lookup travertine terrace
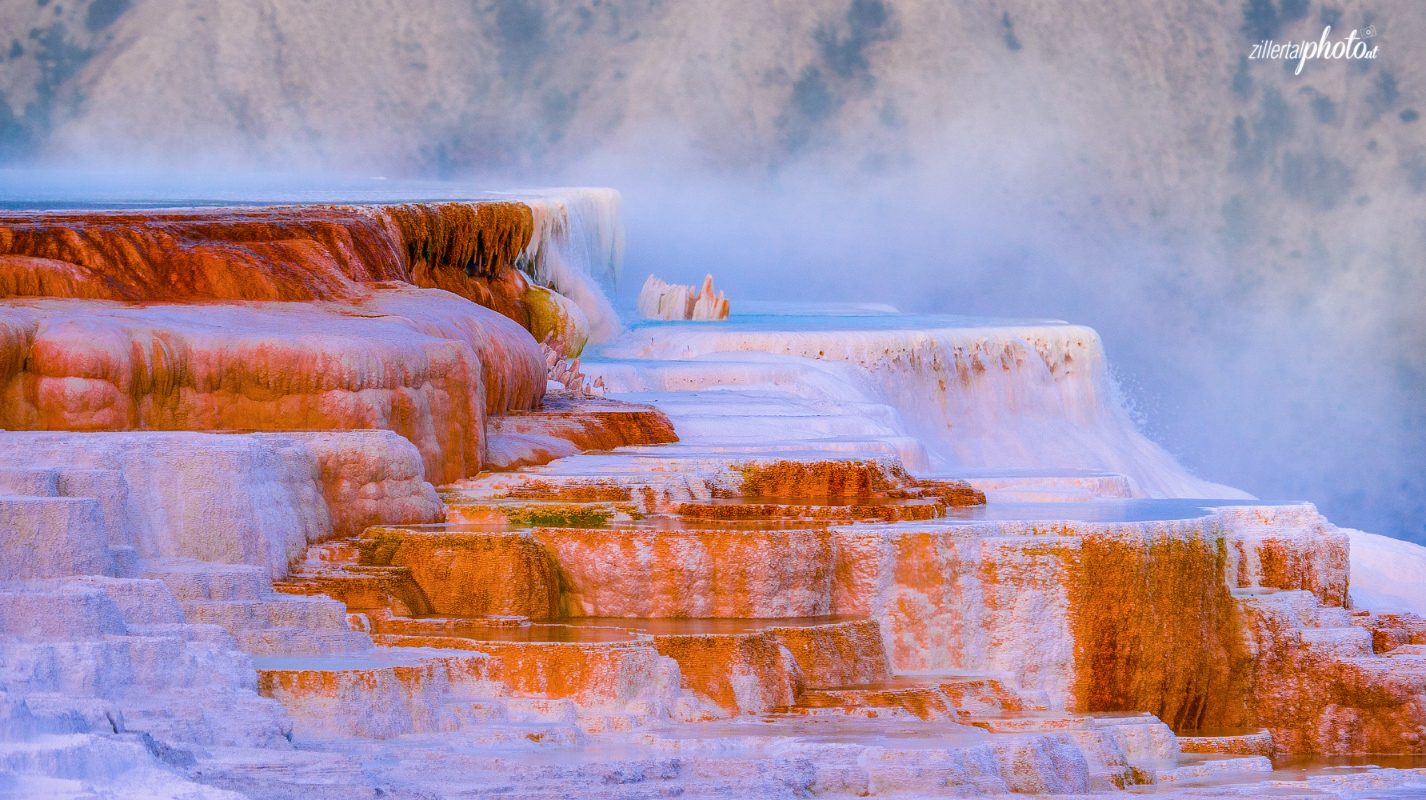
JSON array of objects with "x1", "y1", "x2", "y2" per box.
[{"x1": 1, "y1": 193, "x2": 1423, "y2": 799}]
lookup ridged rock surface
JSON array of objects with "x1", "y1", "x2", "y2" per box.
[
  {"x1": 483, "y1": 395, "x2": 679, "y2": 471},
  {"x1": 0, "y1": 429, "x2": 442, "y2": 577},
  {"x1": 0, "y1": 285, "x2": 544, "y2": 482}
]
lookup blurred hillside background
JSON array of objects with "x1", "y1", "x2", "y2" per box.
[{"x1": 1, "y1": 0, "x2": 1422, "y2": 542}]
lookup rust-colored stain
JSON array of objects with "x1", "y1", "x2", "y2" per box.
[
  {"x1": 0, "y1": 203, "x2": 564, "y2": 482},
  {"x1": 1066, "y1": 533, "x2": 1246, "y2": 732},
  {"x1": 734, "y1": 460, "x2": 983, "y2": 506},
  {"x1": 0, "y1": 203, "x2": 534, "y2": 312},
  {"x1": 359, "y1": 527, "x2": 562, "y2": 619},
  {"x1": 0, "y1": 206, "x2": 405, "y2": 302},
  {"x1": 385, "y1": 202, "x2": 533, "y2": 280}
]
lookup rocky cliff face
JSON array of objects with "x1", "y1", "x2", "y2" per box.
[{"x1": 0, "y1": 0, "x2": 1416, "y2": 190}]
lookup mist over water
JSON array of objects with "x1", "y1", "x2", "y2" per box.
[
  {"x1": 0, "y1": 0, "x2": 1421, "y2": 543},
  {"x1": 594, "y1": 153, "x2": 1424, "y2": 545}
]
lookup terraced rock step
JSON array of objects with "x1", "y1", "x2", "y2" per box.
[
  {"x1": 271, "y1": 501, "x2": 1426, "y2": 759},
  {"x1": 281, "y1": 522, "x2": 848, "y2": 619},
  {"x1": 933, "y1": 468, "x2": 1137, "y2": 503},
  {"x1": 271, "y1": 521, "x2": 913, "y2": 722},
  {"x1": 789, "y1": 683, "x2": 958, "y2": 721},
  {"x1": 144, "y1": 558, "x2": 372, "y2": 656},
  {"x1": 0, "y1": 577, "x2": 296, "y2": 752},
  {"x1": 1232, "y1": 590, "x2": 1426, "y2": 754},
  {"x1": 1153, "y1": 754, "x2": 1275, "y2": 783},
  {"x1": 275, "y1": 563, "x2": 435, "y2": 618},
  {"x1": 449, "y1": 453, "x2": 984, "y2": 513},
  {"x1": 1354, "y1": 609, "x2": 1426, "y2": 654},
  {"x1": 1220, "y1": 505, "x2": 1351, "y2": 605},
  {"x1": 230, "y1": 712, "x2": 1170, "y2": 798},
  {"x1": 622, "y1": 714, "x2": 1163, "y2": 794},
  {"x1": 254, "y1": 648, "x2": 502, "y2": 738},
  {"x1": 360, "y1": 613, "x2": 894, "y2": 717},
  {"x1": 629, "y1": 617, "x2": 890, "y2": 714},
  {"x1": 255, "y1": 632, "x2": 718, "y2": 737},
  {"x1": 276, "y1": 516, "x2": 908, "y2": 720},
  {"x1": 676, "y1": 496, "x2": 946, "y2": 522},
  {"x1": 485, "y1": 395, "x2": 680, "y2": 471},
  {"x1": 254, "y1": 430, "x2": 1426, "y2": 787},
  {"x1": 445, "y1": 498, "x2": 642, "y2": 526},
  {"x1": 367, "y1": 636, "x2": 695, "y2": 729},
  {"x1": 784, "y1": 673, "x2": 1050, "y2": 721},
  {"x1": 1176, "y1": 728, "x2": 1276, "y2": 756}
]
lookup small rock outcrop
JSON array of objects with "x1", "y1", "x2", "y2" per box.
[{"x1": 636, "y1": 274, "x2": 730, "y2": 320}]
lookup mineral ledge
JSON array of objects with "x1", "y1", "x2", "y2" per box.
[{"x1": 0, "y1": 193, "x2": 1423, "y2": 799}]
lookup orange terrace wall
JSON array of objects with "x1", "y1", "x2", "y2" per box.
[{"x1": 0, "y1": 203, "x2": 557, "y2": 480}]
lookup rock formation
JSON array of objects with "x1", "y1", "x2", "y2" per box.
[
  {"x1": 0, "y1": 195, "x2": 626, "y2": 480},
  {"x1": 1, "y1": 195, "x2": 1424, "y2": 798},
  {"x1": 524, "y1": 284, "x2": 591, "y2": 358},
  {"x1": 637, "y1": 274, "x2": 731, "y2": 321}
]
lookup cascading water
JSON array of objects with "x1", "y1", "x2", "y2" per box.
[{"x1": 517, "y1": 188, "x2": 625, "y2": 343}]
